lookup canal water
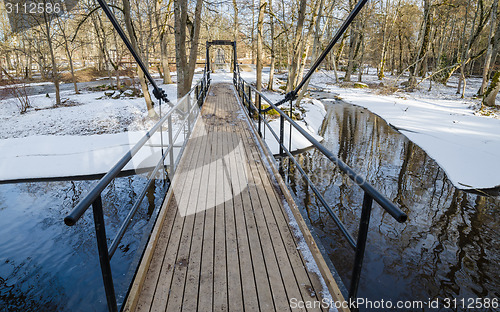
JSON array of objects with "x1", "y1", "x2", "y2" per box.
[
  {"x1": 282, "y1": 101, "x2": 499, "y2": 311},
  {"x1": 0, "y1": 175, "x2": 167, "y2": 311}
]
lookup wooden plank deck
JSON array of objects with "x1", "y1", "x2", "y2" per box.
[{"x1": 124, "y1": 83, "x2": 347, "y2": 312}]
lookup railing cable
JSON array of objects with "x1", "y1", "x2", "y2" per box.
[
  {"x1": 262, "y1": 0, "x2": 368, "y2": 112},
  {"x1": 95, "y1": 0, "x2": 169, "y2": 103}
]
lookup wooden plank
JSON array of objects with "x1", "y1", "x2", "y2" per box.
[
  {"x1": 221, "y1": 121, "x2": 244, "y2": 312},
  {"x1": 234, "y1": 123, "x2": 312, "y2": 312},
  {"x1": 213, "y1": 95, "x2": 228, "y2": 312},
  {"x1": 197, "y1": 98, "x2": 217, "y2": 312},
  {"x1": 224, "y1": 115, "x2": 260, "y2": 311},
  {"x1": 180, "y1": 99, "x2": 216, "y2": 312},
  {"x1": 233, "y1": 129, "x2": 275, "y2": 311},
  {"x1": 236, "y1": 131, "x2": 293, "y2": 311}
]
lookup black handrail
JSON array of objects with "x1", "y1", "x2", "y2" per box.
[
  {"x1": 64, "y1": 73, "x2": 210, "y2": 312},
  {"x1": 234, "y1": 72, "x2": 407, "y2": 307}
]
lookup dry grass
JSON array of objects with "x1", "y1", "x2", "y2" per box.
[{"x1": 375, "y1": 85, "x2": 401, "y2": 95}]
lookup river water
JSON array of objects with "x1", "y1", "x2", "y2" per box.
[
  {"x1": 0, "y1": 175, "x2": 167, "y2": 311},
  {"x1": 282, "y1": 101, "x2": 499, "y2": 311}
]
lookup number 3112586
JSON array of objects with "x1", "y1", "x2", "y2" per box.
[{"x1": 5, "y1": 2, "x2": 61, "y2": 14}]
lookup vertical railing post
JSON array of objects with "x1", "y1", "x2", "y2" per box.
[
  {"x1": 258, "y1": 93, "x2": 262, "y2": 137},
  {"x1": 92, "y1": 195, "x2": 118, "y2": 312},
  {"x1": 187, "y1": 91, "x2": 192, "y2": 136},
  {"x1": 248, "y1": 87, "x2": 252, "y2": 111},
  {"x1": 263, "y1": 109, "x2": 266, "y2": 139},
  {"x1": 349, "y1": 192, "x2": 373, "y2": 310},
  {"x1": 288, "y1": 98, "x2": 293, "y2": 175},
  {"x1": 168, "y1": 114, "x2": 175, "y2": 174},
  {"x1": 279, "y1": 114, "x2": 284, "y2": 156}
]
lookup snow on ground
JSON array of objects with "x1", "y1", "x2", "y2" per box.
[
  {"x1": 307, "y1": 70, "x2": 500, "y2": 191},
  {"x1": 0, "y1": 74, "x2": 204, "y2": 181},
  {"x1": 0, "y1": 69, "x2": 324, "y2": 181},
  {"x1": 0, "y1": 130, "x2": 185, "y2": 181}
]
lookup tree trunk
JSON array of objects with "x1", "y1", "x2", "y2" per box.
[
  {"x1": 155, "y1": 0, "x2": 173, "y2": 85},
  {"x1": 483, "y1": 71, "x2": 500, "y2": 107},
  {"x1": 174, "y1": 0, "x2": 203, "y2": 99},
  {"x1": 267, "y1": 0, "x2": 275, "y2": 91},
  {"x1": 123, "y1": 0, "x2": 155, "y2": 117},
  {"x1": 256, "y1": 0, "x2": 266, "y2": 91},
  {"x1": 161, "y1": 37, "x2": 173, "y2": 84},
  {"x1": 296, "y1": 0, "x2": 325, "y2": 105},
  {"x1": 378, "y1": 1, "x2": 390, "y2": 80},
  {"x1": 251, "y1": 0, "x2": 256, "y2": 64},
  {"x1": 344, "y1": 25, "x2": 359, "y2": 82},
  {"x1": 68, "y1": 51, "x2": 79, "y2": 94},
  {"x1": 409, "y1": 0, "x2": 432, "y2": 88},
  {"x1": 186, "y1": 0, "x2": 203, "y2": 89},
  {"x1": 286, "y1": 0, "x2": 307, "y2": 92},
  {"x1": 233, "y1": 0, "x2": 239, "y2": 42},
  {"x1": 479, "y1": 0, "x2": 499, "y2": 95},
  {"x1": 174, "y1": 0, "x2": 188, "y2": 99},
  {"x1": 345, "y1": 0, "x2": 361, "y2": 83},
  {"x1": 43, "y1": 12, "x2": 61, "y2": 106},
  {"x1": 358, "y1": 37, "x2": 366, "y2": 82}
]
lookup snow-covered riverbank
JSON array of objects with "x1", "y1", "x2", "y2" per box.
[{"x1": 0, "y1": 72, "x2": 326, "y2": 181}]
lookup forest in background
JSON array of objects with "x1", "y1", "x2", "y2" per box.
[{"x1": 1, "y1": 0, "x2": 500, "y2": 110}]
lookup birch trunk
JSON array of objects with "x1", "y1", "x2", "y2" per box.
[
  {"x1": 256, "y1": 0, "x2": 266, "y2": 91},
  {"x1": 286, "y1": 0, "x2": 307, "y2": 92},
  {"x1": 43, "y1": 12, "x2": 61, "y2": 106},
  {"x1": 479, "y1": 0, "x2": 499, "y2": 95},
  {"x1": 267, "y1": 0, "x2": 275, "y2": 90}
]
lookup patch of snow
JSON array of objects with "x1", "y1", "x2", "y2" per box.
[{"x1": 0, "y1": 130, "x2": 183, "y2": 181}]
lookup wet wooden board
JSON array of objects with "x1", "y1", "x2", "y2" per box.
[{"x1": 124, "y1": 83, "x2": 345, "y2": 312}]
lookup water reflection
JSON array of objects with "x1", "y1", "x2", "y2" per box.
[
  {"x1": 283, "y1": 102, "x2": 500, "y2": 311},
  {"x1": 0, "y1": 174, "x2": 167, "y2": 311}
]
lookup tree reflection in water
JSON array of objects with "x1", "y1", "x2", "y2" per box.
[{"x1": 283, "y1": 102, "x2": 499, "y2": 311}]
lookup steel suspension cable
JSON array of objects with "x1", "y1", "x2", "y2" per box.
[
  {"x1": 263, "y1": 0, "x2": 368, "y2": 111},
  {"x1": 96, "y1": 0, "x2": 169, "y2": 103}
]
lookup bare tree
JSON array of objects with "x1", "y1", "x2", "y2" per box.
[
  {"x1": 123, "y1": 0, "x2": 156, "y2": 117},
  {"x1": 41, "y1": 8, "x2": 61, "y2": 105},
  {"x1": 155, "y1": 0, "x2": 173, "y2": 84},
  {"x1": 173, "y1": 0, "x2": 203, "y2": 99},
  {"x1": 479, "y1": 0, "x2": 499, "y2": 95},
  {"x1": 256, "y1": 0, "x2": 266, "y2": 91},
  {"x1": 286, "y1": 0, "x2": 306, "y2": 92},
  {"x1": 267, "y1": 0, "x2": 276, "y2": 91}
]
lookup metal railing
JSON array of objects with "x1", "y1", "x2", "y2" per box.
[
  {"x1": 64, "y1": 73, "x2": 210, "y2": 312},
  {"x1": 233, "y1": 69, "x2": 407, "y2": 306}
]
